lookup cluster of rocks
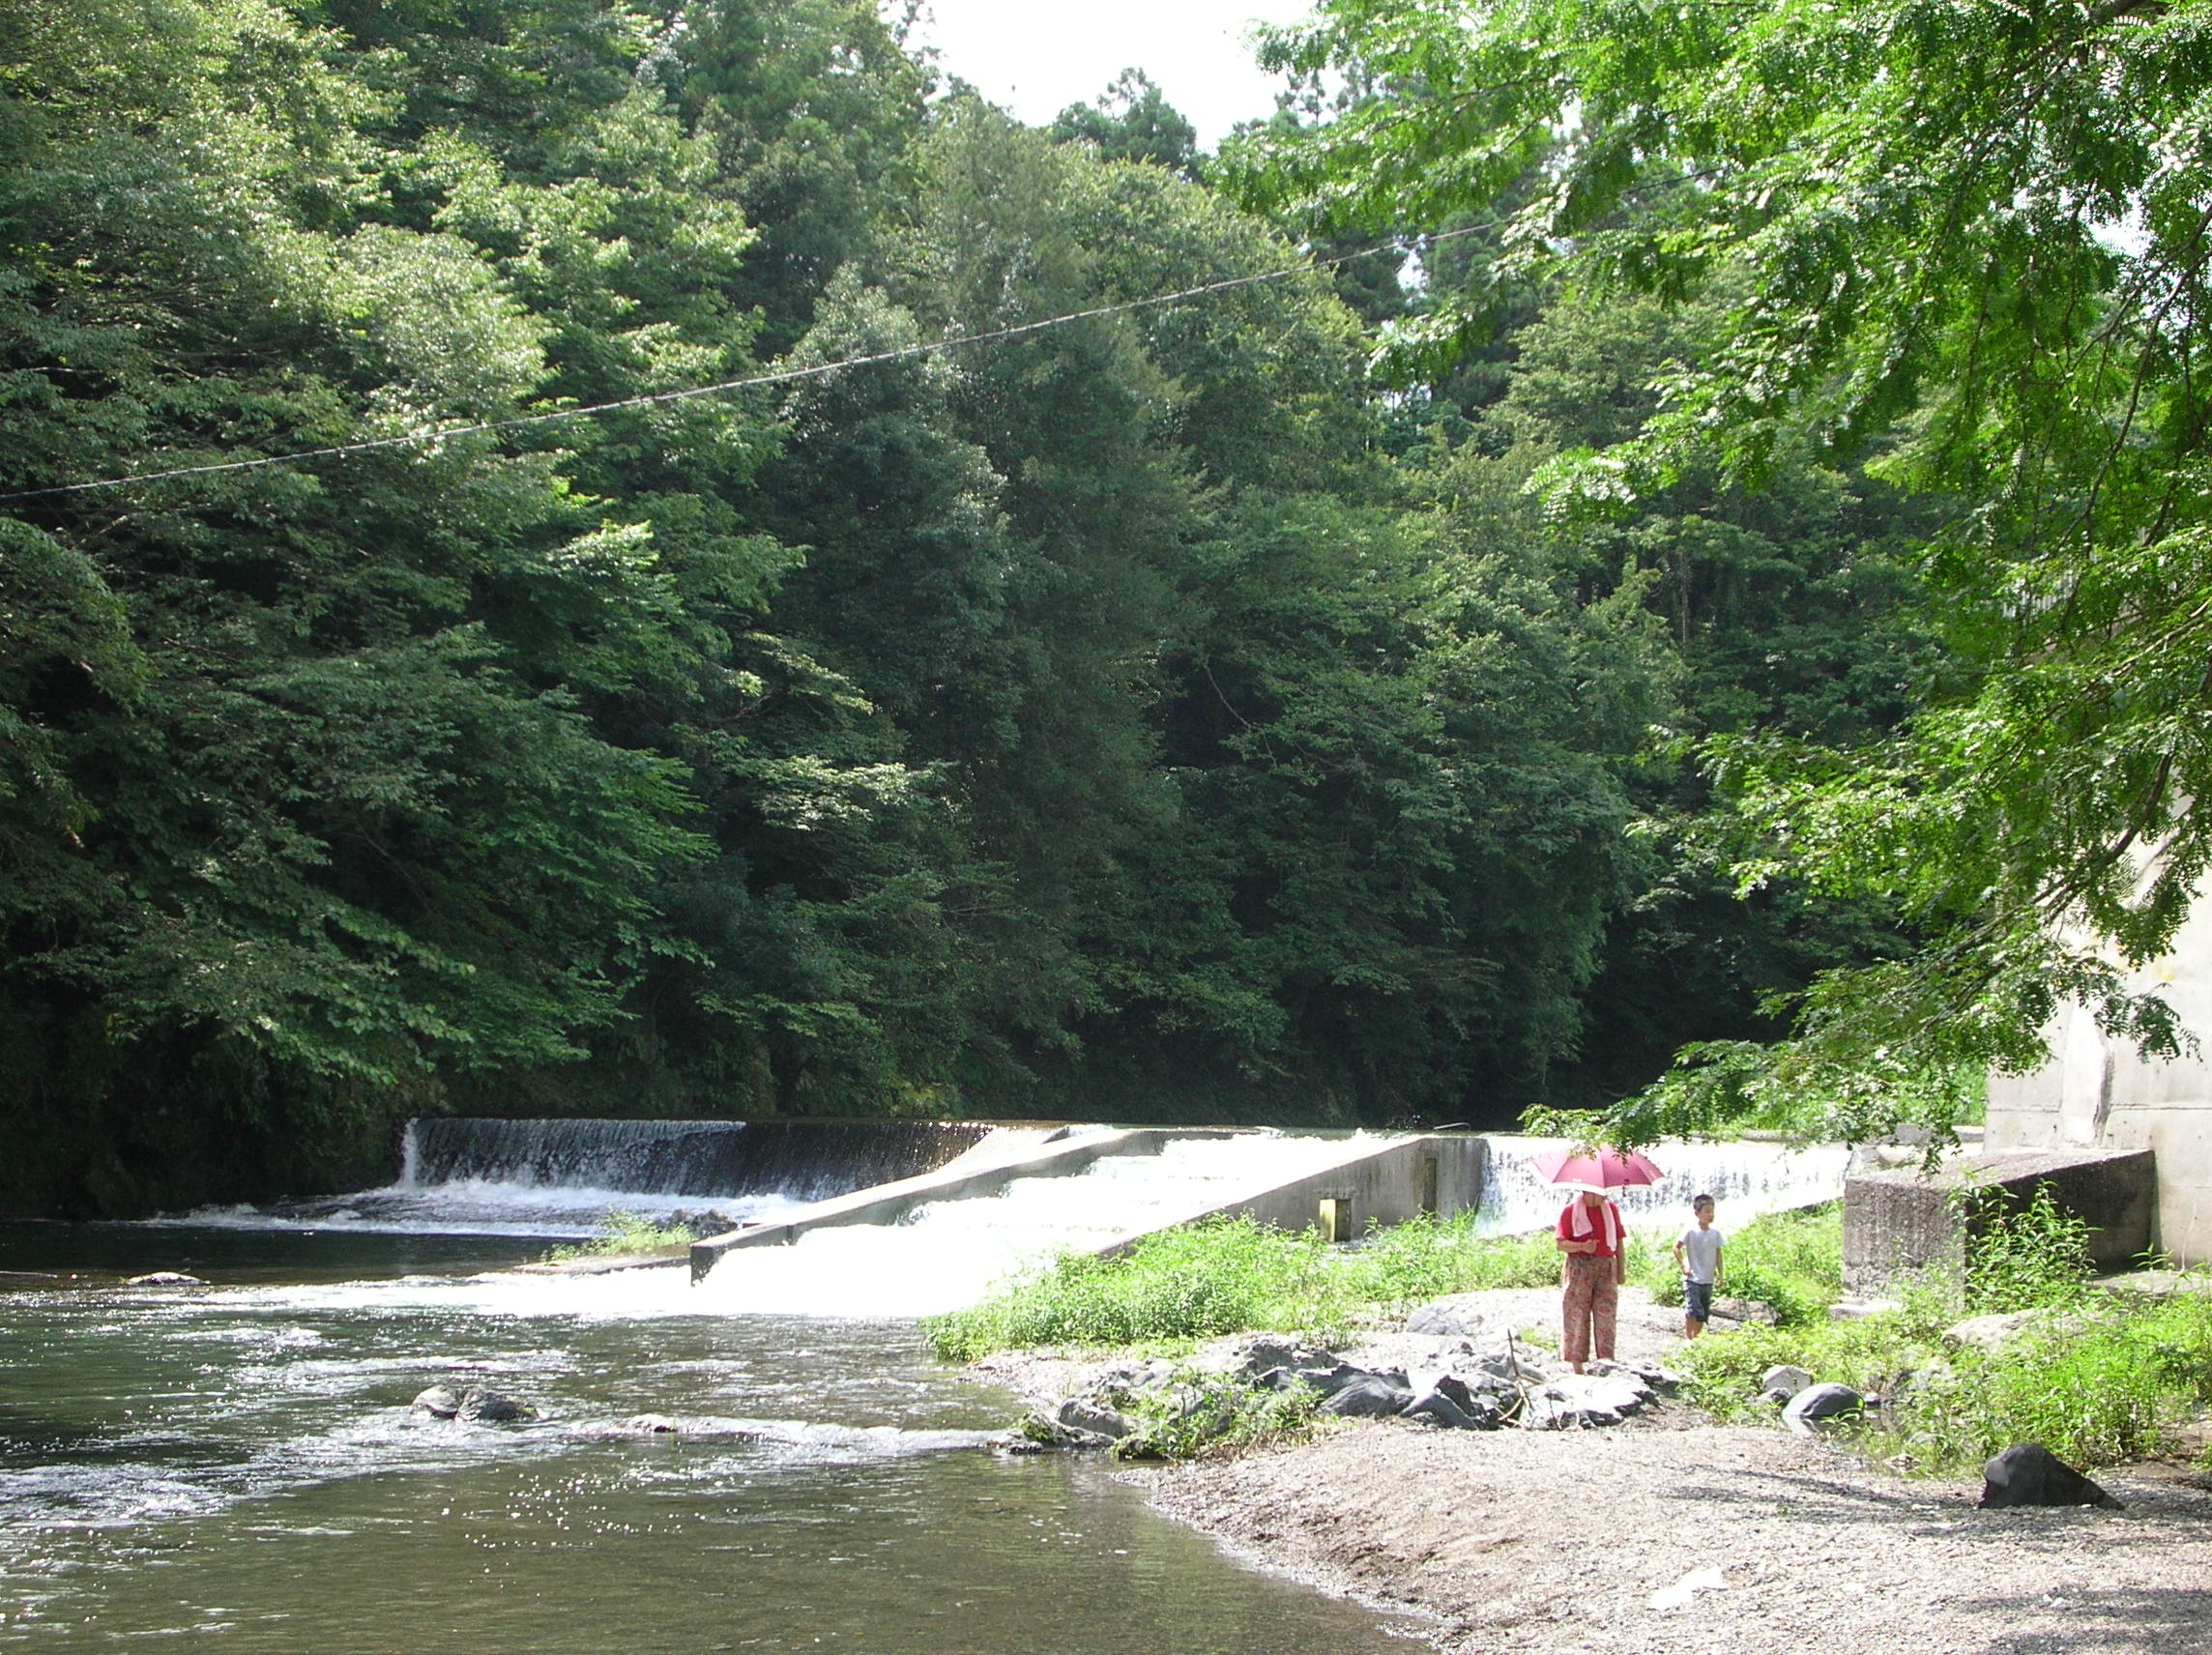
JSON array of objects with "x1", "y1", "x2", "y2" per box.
[
  {"x1": 1014, "y1": 1320, "x2": 1681, "y2": 1453},
  {"x1": 410, "y1": 1384, "x2": 538, "y2": 1424}
]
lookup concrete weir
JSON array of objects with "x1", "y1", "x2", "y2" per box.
[{"x1": 690, "y1": 1128, "x2": 1490, "y2": 1284}]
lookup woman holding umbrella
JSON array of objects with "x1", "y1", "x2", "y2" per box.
[{"x1": 1537, "y1": 1146, "x2": 1662, "y2": 1374}]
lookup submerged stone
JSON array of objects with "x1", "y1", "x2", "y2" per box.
[{"x1": 1781, "y1": 1382, "x2": 1863, "y2": 1436}]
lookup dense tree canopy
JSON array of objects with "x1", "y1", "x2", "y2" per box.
[
  {"x1": 1231, "y1": 0, "x2": 2212, "y2": 1143},
  {"x1": 0, "y1": 0, "x2": 1940, "y2": 1212}
]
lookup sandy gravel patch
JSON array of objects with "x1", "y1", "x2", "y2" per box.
[
  {"x1": 1125, "y1": 1378, "x2": 2212, "y2": 1655},
  {"x1": 967, "y1": 1284, "x2": 2212, "y2": 1652}
]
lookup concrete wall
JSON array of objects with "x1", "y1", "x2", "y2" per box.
[
  {"x1": 1205, "y1": 1134, "x2": 1486, "y2": 1237},
  {"x1": 1843, "y1": 1147, "x2": 2159, "y2": 1291},
  {"x1": 1985, "y1": 890, "x2": 2212, "y2": 1262},
  {"x1": 1092, "y1": 1134, "x2": 1488, "y2": 1258}
]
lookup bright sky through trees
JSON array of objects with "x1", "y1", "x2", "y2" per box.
[{"x1": 902, "y1": 0, "x2": 1309, "y2": 142}]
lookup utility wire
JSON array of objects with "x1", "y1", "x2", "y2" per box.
[{"x1": 0, "y1": 224, "x2": 1490, "y2": 506}]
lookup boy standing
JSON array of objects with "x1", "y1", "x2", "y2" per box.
[{"x1": 1673, "y1": 1194, "x2": 1723, "y2": 1339}]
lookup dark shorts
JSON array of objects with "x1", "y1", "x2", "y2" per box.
[{"x1": 1683, "y1": 1278, "x2": 1714, "y2": 1322}]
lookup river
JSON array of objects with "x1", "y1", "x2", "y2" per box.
[{"x1": 0, "y1": 1223, "x2": 1414, "y2": 1653}]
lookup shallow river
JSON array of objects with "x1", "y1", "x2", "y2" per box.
[{"x1": 0, "y1": 1225, "x2": 1412, "y2": 1652}]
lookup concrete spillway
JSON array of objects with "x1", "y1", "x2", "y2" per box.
[
  {"x1": 163, "y1": 1116, "x2": 1852, "y2": 1315},
  {"x1": 687, "y1": 1128, "x2": 1486, "y2": 1316},
  {"x1": 682, "y1": 1126, "x2": 1851, "y2": 1316}
]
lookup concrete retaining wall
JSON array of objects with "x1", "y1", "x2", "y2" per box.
[
  {"x1": 1984, "y1": 889, "x2": 2212, "y2": 1263},
  {"x1": 1843, "y1": 1146, "x2": 2158, "y2": 1291},
  {"x1": 1189, "y1": 1134, "x2": 1486, "y2": 1239}
]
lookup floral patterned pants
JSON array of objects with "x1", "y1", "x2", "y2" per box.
[{"x1": 1560, "y1": 1251, "x2": 1619, "y2": 1366}]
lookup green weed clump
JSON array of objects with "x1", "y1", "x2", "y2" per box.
[
  {"x1": 1959, "y1": 1180, "x2": 2095, "y2": 1312},
  {"x1": 1108, "y1": 1372, "x2": 1325, "y2": 1461},
  {"x1": 543, "y1": 1208, "x2": 697, "y2": 1263},
  {"x1": 924, "y1": 1210, "x2": 1583, "y2": 1362},
  {"x1": 1674, "y1": 1184, "x2": 2212, "y2": 1472},
  {"x1": 925, "y1": 1219, "x2": 1342, "y2": 1361}
]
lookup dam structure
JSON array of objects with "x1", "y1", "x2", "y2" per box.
[{"x1": 181, "y1": 1117, "x2": 1853, "y2": 1316}]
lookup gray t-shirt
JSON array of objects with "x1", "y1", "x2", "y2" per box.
[{"x1": 1678, "y1": 1225, "x2": 1724, "y2": 1284}]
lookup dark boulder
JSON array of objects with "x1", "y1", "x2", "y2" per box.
[
  {"x1": 1781, "y1": 1383, "x2": 1864, "y2": 1436},
  {"x1": 458, "y1": 1388, "x2": 534, "y2": 1424},
  {"x1": 1979, "y1": 1444, "x2": 2123, "y2": 1510}
]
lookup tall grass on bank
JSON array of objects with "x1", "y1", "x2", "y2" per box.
[
  {"x1": 924, "y1": 1210, "x2": 1574, "y2": 1362},
  {"x1": 923, "y1": 1202, "x2": 1850, "y2": 1363}
]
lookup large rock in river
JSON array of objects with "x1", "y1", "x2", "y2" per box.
[
  {"x1": 458, "y1": 1388, "x2": 534, "y2": 1424},
  {"x1": 411, "y1": 1385, "x2": 462, "y2": 1418}
]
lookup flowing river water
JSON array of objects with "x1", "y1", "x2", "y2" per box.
[{"x1": 0, "y1": 1223, "x2": 1415, "y2": 1653}]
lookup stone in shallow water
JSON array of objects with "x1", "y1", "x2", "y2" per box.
[
  {"x1": 125, "y1": 1272, "x2": 203, "y2": 1287},
  {"x1": 411, "y1": 1385, "x2": 461, "y2": 1418},
  {"x1": 1781, "y1": 1382, "x2": 1863, "y2": 1436},
  {"x1": 458, "y1": 1388, "x2": 534, "y2": 1424},
  {"x1": 1055, "y1": 1398, "x2": 1133, "y2": 1440}
]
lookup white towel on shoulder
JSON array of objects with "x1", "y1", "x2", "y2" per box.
[{"x1": 1562, "y1": 1197, "x2": 1622, "y2": 1250}]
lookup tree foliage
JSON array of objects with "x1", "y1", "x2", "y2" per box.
[
  {"x1": 1233, "y1": 0, "x2": 2212, "y2": 1142},
  {"x1": 0, "y1": 0, "x2": 1942, "y2": 1211}
]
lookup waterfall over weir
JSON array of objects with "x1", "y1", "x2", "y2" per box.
[
  {"x1": 168, "y1": 1118, "x2": 995, "y2": 1240},
  {"x1": 405, "y1": 1117, "x2": 990, "y2": 1203}
]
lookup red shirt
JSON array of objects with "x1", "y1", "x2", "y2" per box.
[{"x1": 1556, "y1": 1196, "x2": 1623, "y2": 1257}]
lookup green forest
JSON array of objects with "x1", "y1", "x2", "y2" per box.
[{"x1": 4, "y1": 0, "x2": 2199, "y2": 1217}]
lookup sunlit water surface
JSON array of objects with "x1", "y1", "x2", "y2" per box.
[{"x1": 0, "y1": 1225, "x2": 1412, "y2": 1653}]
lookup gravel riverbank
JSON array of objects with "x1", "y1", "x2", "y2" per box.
[
  {"x1": 1124, "y1": 1419, "x2": 2212, "y2": 1655},
  {"x1": 977, "y1": 1285, "x2": 2212, "y2": 1654}
]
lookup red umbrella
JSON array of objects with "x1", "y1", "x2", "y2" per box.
[{"x1": 1532, "y1": 1144, "x2": 1664, "y2": 1192}]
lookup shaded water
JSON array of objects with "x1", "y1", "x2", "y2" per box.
[{"x1": 0, "y1": 1226, "x2": 1412, "y2": 1653}]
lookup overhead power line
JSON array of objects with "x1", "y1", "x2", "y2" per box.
[{"x1": 0, "y1": 224, "x2": 1490, "y2": 506}]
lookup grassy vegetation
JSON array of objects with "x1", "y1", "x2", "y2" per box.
[
  {"x1": 930, "y1": 1187, "x2": 2212, "y2": 1474},
  {"x1": 924, "y1": 1210, "x2": 1580, "y2": 1361},
  {"x1": 1093, "y1": 1372, "x2": 1327, "y2": 1461},
  {"x1": 1673, "y1": 1186, "x2": 2212, "y2": 1471},
  {"x1": 542, "y1": 1209, "x2": 698, "y2": 1263},
  {"x1": 1640, "y1": 1203, "x2": 1845, "y2": 1325}
]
